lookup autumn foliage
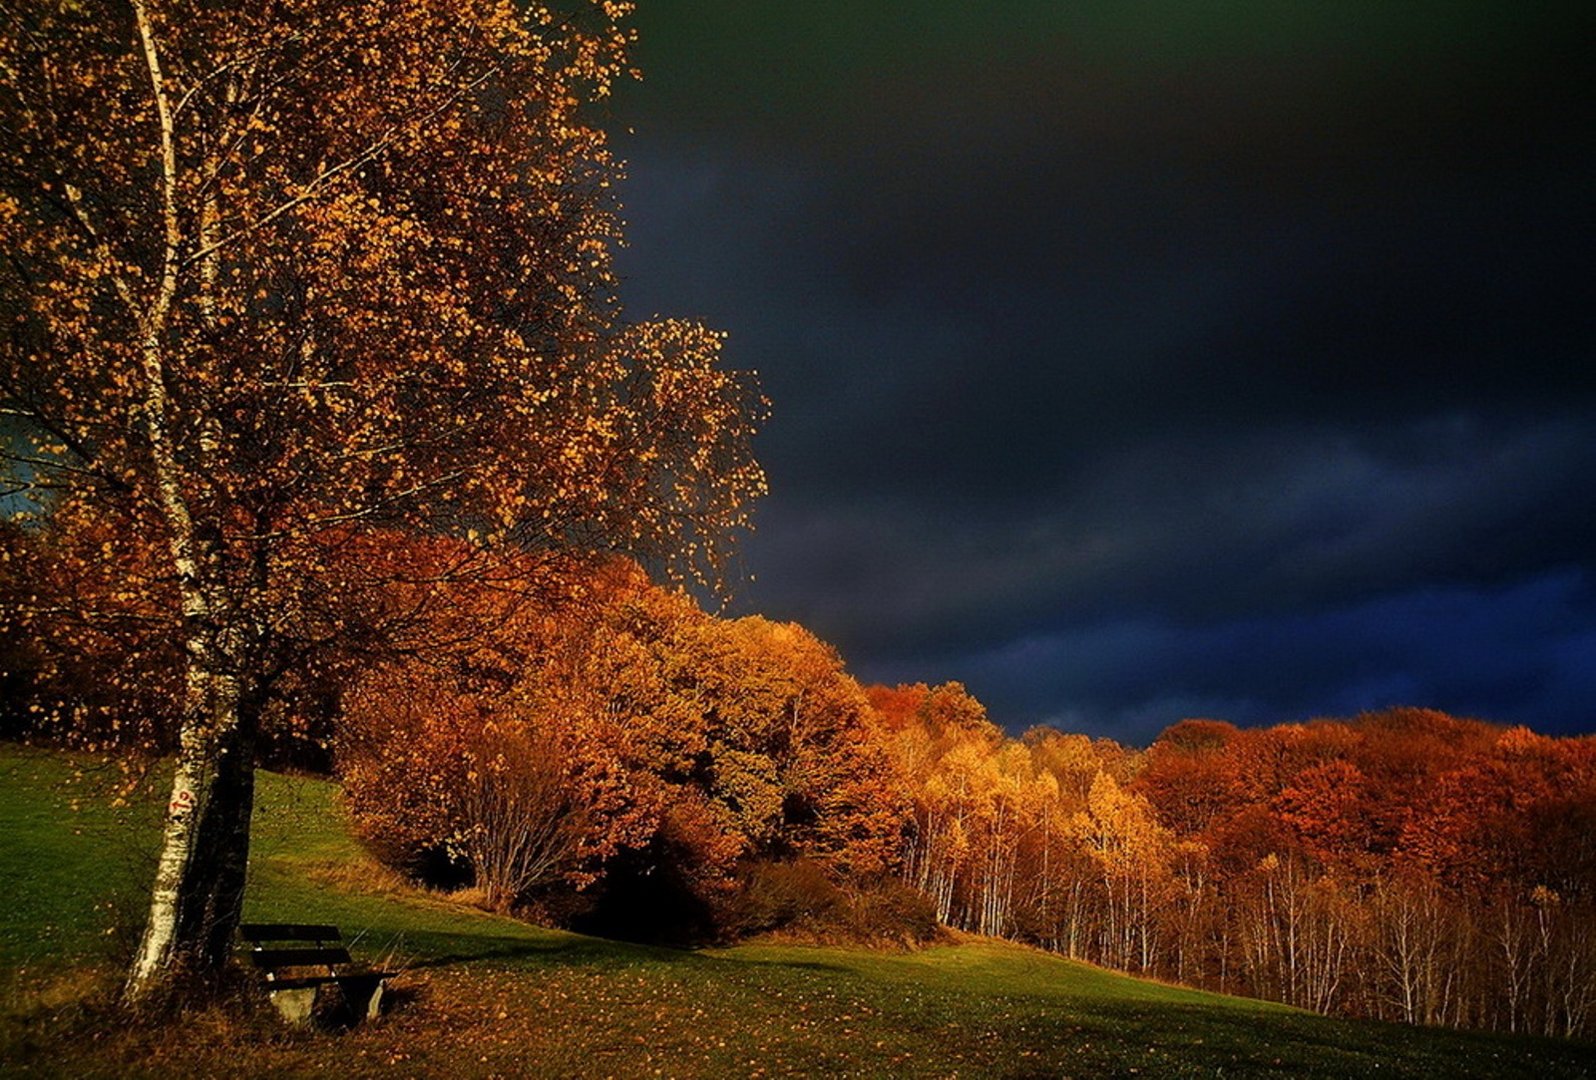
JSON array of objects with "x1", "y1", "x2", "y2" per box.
[
  {"x1": 2, "y1": 0, "x2": 766, "y2": 995},
  {"x1": 337, "y1": 560, "x2": 918, "y2": 941},
  {"x1": 879, "y1": 704, "x2": 1596, "y2": 1038},
  {"x1": 7, "y1": 511, "x2": 1595, "y2": 1031},
  {"x1": 310, "y1": 535, "x2": 1596, "y2": 1038}
]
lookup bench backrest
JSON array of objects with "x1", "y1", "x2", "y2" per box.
[{"x1": 239, "y1": 923, "x2": 353, "y2": 970}]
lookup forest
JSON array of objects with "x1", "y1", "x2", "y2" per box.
[{"x1": 4, "y1": 529, "x2": 1593, "y2": 1039}]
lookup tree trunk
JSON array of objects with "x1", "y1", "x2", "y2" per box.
[
  {"x1": 182, "y1": 691, "x2": 259, "y2": 973},
  {"x1": 119, "y1": 0, "x2": 259, "y2": 1002},
  {"x1": 125, "y1": 629, "x2": 260, "y2": 1000}
]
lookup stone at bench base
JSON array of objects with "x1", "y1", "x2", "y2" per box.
[
  {"x1": 266, "y1": 985, "x2": 320, "y2": 1025},
  {"x1": 266, "y1": 974, "x2": 386, "y2": 1025}
]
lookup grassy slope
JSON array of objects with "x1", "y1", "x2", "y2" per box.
[{"x1": 2, "y1": 744, "x2": 1593, "y2": 1078}]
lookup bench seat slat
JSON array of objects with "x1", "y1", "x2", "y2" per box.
[
  {"x1": 262, "y1": 975, "x2": 339, "y2": 991},
  {"x1": 250, "y1": 946, "x2": 352, "y2": 968},
  {"x1": 264, "y1": 972, "x2": 393, "y2": 991}
]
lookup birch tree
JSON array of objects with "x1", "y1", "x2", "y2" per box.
[{"x1": 0, "y1": 0, "x2": 764, "y2": 1000}]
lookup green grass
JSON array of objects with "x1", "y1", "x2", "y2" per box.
[
  {"x1": 0, "y1": 748, "x2": 165, "y2": 970},
  {"x1": 3, "y1": 742, "x2": 1593, "y2": 1078},
  {"x1": 0, "y1": 746, "x2": 582, "y2": 976}
]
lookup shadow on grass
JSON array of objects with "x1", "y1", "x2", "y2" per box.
[
  {"x1": 697, "y1": 942, "x2": 1596, "y2": 1080},
  {"x1": 706, "y1": 952, "x2": 860, "y2": 977},
  {"x1": 386, "y1": 928, "x2": 694, "y2": 973},
  {"x1": 993, "y1": 997, "x2": 1596, "y2": 1080}
]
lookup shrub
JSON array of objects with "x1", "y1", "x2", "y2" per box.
[
  {"x1": 718, "y1": 859, "x2": 939, "y2": 946},
  {"x1": 724, "y1": 859, "x2": 845, "y2": 937},
  {"x1": 842, "y1": 878, "x2": 940, "y2": 945}
]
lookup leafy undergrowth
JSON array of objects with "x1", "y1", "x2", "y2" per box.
[{"x1": 3, "y1": 744, "x2": 1593, "y2": 1078}]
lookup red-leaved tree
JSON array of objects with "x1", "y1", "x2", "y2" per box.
[{"x1": 1, "y1": 0, "x2": 764, "y2": 998}]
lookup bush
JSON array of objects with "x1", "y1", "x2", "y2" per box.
[
  {"x1": 843, "y1": 878, "x2": 940, "y2": 945},
  {"x1": 569, "y1": 837, "x2": 722, "y2": 945},
  {"x1": 719, "y1": 859, "x2": 940, "y2": 946},
  {"x1": 724, "y1": 859, "x2": 844, "y2": 937}
]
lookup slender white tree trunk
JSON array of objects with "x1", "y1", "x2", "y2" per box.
[{"x1": 121, "y1": 0, "x2": 259, "y2": 1002}]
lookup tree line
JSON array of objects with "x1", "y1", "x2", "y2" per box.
[
  {"x1": 884, "y1": 695, "x2": 1595, "y2": 1039},
  {"x1": 5, "y1": 538, "x2": 1593, "y2": 1037}
]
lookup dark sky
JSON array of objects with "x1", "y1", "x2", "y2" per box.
[{"x1": 608, "y1": 1, "x2": 1596, "y2": 743}]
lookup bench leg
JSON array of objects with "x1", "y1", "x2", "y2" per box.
[
  {"x1": 363, "y1": 979, "x2": 385, "y2": 1022},
  {"x1": 337, "y1": 975, "x2": 386, "y2": 1023},
  {"x1": 267, "y1": 986, "x2": 318, "y2": 1026}
]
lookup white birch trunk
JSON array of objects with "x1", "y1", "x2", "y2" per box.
[{"x1": 123, "y1": 0, "x2": 258, "y2": 1002}]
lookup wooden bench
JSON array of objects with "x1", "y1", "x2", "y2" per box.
[{"x1": 240, "y1": 923, "x2": 392, "y2": 1025}]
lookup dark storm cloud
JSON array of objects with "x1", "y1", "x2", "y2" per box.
[
  {"x1": 745, "y1": 417, "x2": 1596, "y2": 651},
  {"x1": 945, "y1": 569, "x2": 1596, "y2": 744},
  {"x1": 613, "y1": 2, "x2": 1596, "y2": 739},
  {"x1": 789, "y1": 38, "x2": 1596, "y2": 428}
]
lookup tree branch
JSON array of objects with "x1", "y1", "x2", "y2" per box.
[{"x1": 181, "y1": 57, "x2": 495, "y2": 270}]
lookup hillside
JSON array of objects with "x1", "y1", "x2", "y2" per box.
[{"x1": 1, "y1": 744, "x2": 1592, "y2": 1078}]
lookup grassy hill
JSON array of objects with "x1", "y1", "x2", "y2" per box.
[{"x1": 2, "y1": 743, "x2": 1592, "y2": 1078}]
